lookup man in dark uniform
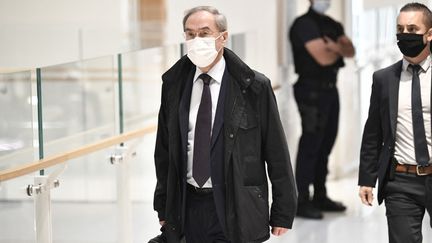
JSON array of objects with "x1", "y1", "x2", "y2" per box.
[{"x1": 289, "y1": 0, "x2": 355, "y2": 219}]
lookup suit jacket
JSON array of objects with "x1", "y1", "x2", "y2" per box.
[
  {"x1": 153, "y1": 48, "x2": 297, "y2": 243},
  {"x1": 359, "y1": 60, "x2": 407, "y2": 204},
  {"x1": 177, "y1": 59, "x2": 228, "y2": 236}
]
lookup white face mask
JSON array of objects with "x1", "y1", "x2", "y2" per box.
[
  {"x1": 312, "y1": 0, "x2": 330, "y2": 14},
  {"x1": 186, "y1": 35, "x2": 222, "y2": 68}
]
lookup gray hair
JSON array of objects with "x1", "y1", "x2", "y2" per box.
[{"x1": 183, "y1": 6, "x2": 227, "y2": 32}]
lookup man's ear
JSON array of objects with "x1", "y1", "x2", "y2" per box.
[
  {"x1": 222, "y1": 31, "x2": 228, "y2": 43},
  {"x1": 426, "y1": 28, "x2": 432, "y2": 42}
]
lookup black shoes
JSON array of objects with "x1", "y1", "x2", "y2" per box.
[
  {"x1": 313, "y1": 196, "x2": 347, "y2": 212},
  {"x1": 296, "y1": 196, "x2": 347, "y2": 219},
  {"x1": 296, "y1": 201, "x2": 323, "y2": 219}
]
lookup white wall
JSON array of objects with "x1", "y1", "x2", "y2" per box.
[
  {"x1": 363, "y1": 0, "x2": 431, "y2": 9},
  {"x1": 0, "y1": 0, "x2": 280, "y2": 82},
  {"x1": 0, "y1": 0, "x2": 125, "y2": 69}
]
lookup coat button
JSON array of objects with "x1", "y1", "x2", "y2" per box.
[
  {"x1": 258, "y1": 194, "x2": 262, "y2": 198},
  {"x1": 242, "y1": 90, "x2": 246, "y2": 94},
  {"x1": 229, "y1": 133, "x2": 234, "y2": 139},
  {"x1": 246, "y1": 78, "x2": 251, "y2": 82}
]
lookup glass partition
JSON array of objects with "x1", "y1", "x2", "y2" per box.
[
  {"x1": 120, "y1": 46, "x2": 177, "y2": 132},
  {"x1": 0, "y1": 71, "x2": 35, "y2": 169},
  {"x1": 120, "y1": 45, "x2": 183, "y2": 240},
  {"x1": 0, "y1": 44, "x2": 183, "y2": 242},
  {"x1": 49, "y1": 148, "x2": 119, "y2": 242},
  {"x1": 0, "y1": 71, "x2": 36, "y2": 241},
  {"x1": 40, "y1": 56, "x2": 117, "y2": 157}
]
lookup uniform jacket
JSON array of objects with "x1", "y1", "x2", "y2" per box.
[
  {"x1": 359, "y1": 60, "x2": 407, "y2": 204},
  {"x1": 153, "y1": 48, "x2": 297, "y2": 243}
]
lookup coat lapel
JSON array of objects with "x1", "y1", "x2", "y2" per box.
[
  {"x1": 210, "y1": 68, "x2": 229, "y2": 149},
  {"x1": 389, "y1": 60, "x2": 403, "y2": 139},
  {"x1": 179, "y1": 68, "x2": 195, "y2": 166}
]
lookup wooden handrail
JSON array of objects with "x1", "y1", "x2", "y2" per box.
[{"x1": 0, "y1": 124, "x2": 157, "y2": 182}]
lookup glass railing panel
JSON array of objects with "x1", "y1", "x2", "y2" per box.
[
  {"x1": 0, "y1": 71, "x2": 36, "y2": 170},
  {"x1": 39, "y1": 56, "x2": 117, "y2": 157},
  {"x1": 0, "y1": 175, "x2": 36, "y2": 242},
  {"x1": 48, "y1": 147, "x2": 118, "y2": 243},
  {"x1": 125, "y1": 135, "x2": 160, "y2": 241},
  {"x1": 120, "y1": 45, "x2": 181, "y2": 132},
  {"x1": 119, "y1": 45, "x2": 183, "y2": 241}
]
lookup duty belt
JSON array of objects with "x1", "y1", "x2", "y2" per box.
[{"x1": 297, "y1": 78, "x2": 336, "y2": 89}]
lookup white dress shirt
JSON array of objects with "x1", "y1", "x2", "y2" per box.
[
  {"x1": 187, "y1": 57, "x2": 226, "y2": 187},
  {"x1": 394, "y1": 56, "x2": 432, "y2": 165}
]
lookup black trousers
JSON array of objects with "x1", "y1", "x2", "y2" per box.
[
  {"x1": 384, "y1": 172, "x2": 432, "y2": 243},
  {"x1": 184, "y1": 187, "x2": 230, "y2": 243},
  {"x1": 293, "y1": 81, "x2": 339, "y2": 198}
]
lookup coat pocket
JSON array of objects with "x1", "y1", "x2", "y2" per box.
[
  {"x1": 236, "y1": 185, "x2": 270, "y2": 241},
  {"x1": 239, "y1": 111, "x2": 258, "y2": 130}
]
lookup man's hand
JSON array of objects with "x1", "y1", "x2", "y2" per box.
[
  {"x1": 271, "y1": 226, "x2": 289, "y2": 236},
  {"x1": 159, "y1": 220, "x2": 166, "y2": 226},
  {"x1": 323, "y1": 36, "x2": 342, "y2": 55},
  {"x1": 337, "y1": 35, "x2": 355, "y2": 57},
  {"x1": 323, "y1": 35, "x2": 355, "y2": 58},
  {"x1": 359, "y1": 186, "x2": 374, "y2": 206}
]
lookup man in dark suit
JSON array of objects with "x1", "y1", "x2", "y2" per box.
[
  {"x1": 359, "y1": 3, "x2": 432, "y2": 243},
  {"x1": 152, "y1": 6, "x2": 297, "y2": 243}
]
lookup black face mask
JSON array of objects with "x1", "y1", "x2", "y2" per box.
[{"x1": 397, "y1": 33, "x2": 427, "y2": 57}]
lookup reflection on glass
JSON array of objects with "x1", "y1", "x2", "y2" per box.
[
  {"x1": 121, "y1": 47, "x2": 168, "y2": 132},
  {"x1": 0, "y1": 71, "x2": 35, "y2": 169},
  {"x1": 40, "y1": 57, "x2": 117, "y2": 156}
]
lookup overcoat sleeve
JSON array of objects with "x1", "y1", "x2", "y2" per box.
[
  {"x1": 153, "y1": 82, "x2": 169, "y2": 221},
  {"x1": 260, "y1": 78, "x2": 298, "y2": 229}
]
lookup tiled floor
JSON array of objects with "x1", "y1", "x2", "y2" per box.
[{"x1": 0, "y1": 176, "x2": 431, "y2": 243}]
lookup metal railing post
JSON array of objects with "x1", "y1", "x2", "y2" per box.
[
  {"x1": 27, "y1": 165, "x2": 64, "y2": 243},
  {"x1": 110, "y1": 145, "x2": 136, "y2": 243},
  {"x1": 116, "y1": 156, "x2": 132, "y2": 243},
  {"x1": 33, "y1": 175, "x2": 53, "y2": 243}
]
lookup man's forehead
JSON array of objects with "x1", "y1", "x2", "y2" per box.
[{"x1": 397, "y1": 11, "x2": 424, "y2": 25}]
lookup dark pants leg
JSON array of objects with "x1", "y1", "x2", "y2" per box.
[
  {"x1": 294, "y1": 83, "x2": 339, "y2": 198},
  {"x1": 313, "y1": 92, "x2": 339, "y2": 197},
  {"x1": 184, "y1": 190, "x2": 230, "y2": 243},
  {"x1": 384, "y1": 173, "x2": 432, "y2": 243}
]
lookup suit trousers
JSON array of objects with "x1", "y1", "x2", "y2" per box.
[
  {"x1": 384, "y1": 172, "x2": 432, "y2": 243},
  {"x1": 294, "y1": 81, "x2": 339, "y2": 198},
  {"x1": 184, "y1": 188, "x2": 230, "y2": 243}
]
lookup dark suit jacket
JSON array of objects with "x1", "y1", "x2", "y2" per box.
[
  {"x1": 359, "y1": 60, "x2": 403, "y2": 204},
  {"x1": 153, "y1": 48, "x2": 297, "y2": 243},
  {"x1": 177, "y1": 61, "x2": 228, "y2": 236}
]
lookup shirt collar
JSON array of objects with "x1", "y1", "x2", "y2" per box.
[
  {"x1": 402, "y1": 55, "x2": 431, "y2": 73},
  {"x1": 193, "y1": 57, "x2": 226, "y2": 84}
]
